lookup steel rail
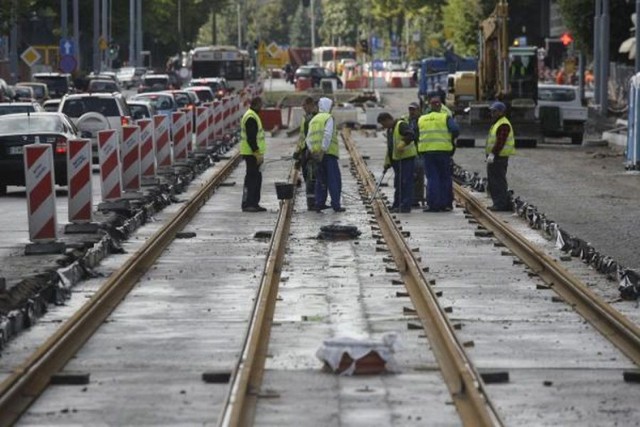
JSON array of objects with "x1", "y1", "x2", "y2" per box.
[
  {"x1": 218, "y1": 167, "x2": 299, "y2": 427},
  {"x1": 343, "y1": 130, "x2": 503, "y2": 427},
  {"x1": 0, "y1": 152, "x2": 241, "y2": 426},
  {"x1": 455, "y1": 183, "x2": 640, "y2": 366}
]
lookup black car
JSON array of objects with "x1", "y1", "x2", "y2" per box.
[
  {"x1": 0, "y1": 112, "x2": 87, "y2": 195},
  {"x1": 294, "y1": 66, "x2": 343, "y2": 89}
]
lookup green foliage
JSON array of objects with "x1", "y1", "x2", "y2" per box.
[
  {"x1": 319, "y1": 0, "x2": 362, "y2": 46},
  {"x1": 289, "y1": 3, "x2": 311, "y2": 48},
  {"x1": 442, "y1": 0, "x2": 482, "y2": 56}
]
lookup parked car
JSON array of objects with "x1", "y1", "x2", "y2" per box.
[
  {"x1": 536, "y1": 84, "x2": 588, "y2": 145},
  {"x1": 88, "y1": 79, "x2": 121, "y2": 93},
  {"x1": 185, "y1": 86, "x2": 216, "y2": 104},
  {"x1": 16, "y1": 82, "x2": 50, "y2": 104},
  {"x1": 129, "y1": 92, "x2": 177, "y2": 118},
  {"x1": 12, "y1": 86, "x2": 36, "y2": 102},
  {"x1": 0, "y1": 112, "x2": 88, "y2": 195},
  {"x1": 0, "y1": 102, "x2": 45, "y2": 116},
  {"x1": 59, "y1": 93, "x2": 132, "y2": 162},
  {"x1": 42, "y1": 99, "x2": 61, "y2": 112},
  {"x1": 189, "y1": 77, "x2": 230, "y2": 99},
  {"x1": 138, "y1": 74, "x2": 172, "y2": 93},
  {"x1": 293, "y1": 66, "x2": 343, "y2": 89},
  {"x1": 32, "y1": 73, "x2": 75, "y2": 99},
  {"x1": 127, "y1": 100, "x2": 157, "y2": 121},
  {"x1": 116, "y1": 67, "x2": 140, "y2": 89}
]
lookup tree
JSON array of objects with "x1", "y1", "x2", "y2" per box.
[
  {"x1": 319, "y1": 0, "x2": 362, "y2": 46},
  {"x1": 442, "y1": 0, "x2": 482, "y2": 56},
  {"x1": 290, "y1": 3, "x2": 311, "y2": 47}
]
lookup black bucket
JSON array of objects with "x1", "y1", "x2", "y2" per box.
[{"x1": 275, "y1": 182, "x2": 294, "y2": 200}]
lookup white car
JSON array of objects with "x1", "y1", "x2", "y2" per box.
[
  {"x1": 536, "y1": 84, "x2": 588, "y2": 145},
  {"x1": 58, "y1": 92, "x2": 133, "y2": 162}
]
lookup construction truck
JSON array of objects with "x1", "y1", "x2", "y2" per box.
[{"x1": 456, "y1": 0, "x2": 542, "y2": 147}]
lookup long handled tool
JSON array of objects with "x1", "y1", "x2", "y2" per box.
[{"x1": 368, "y1": 169, "x2": 388, "y2": 204}]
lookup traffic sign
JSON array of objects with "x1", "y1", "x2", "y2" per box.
[
  {"x1": 59, "y1": 55, "x2": 77, "y2": 73},
  {"x1": 98, "y1": 37, "x2": 108, "y2": 51},
  {"x1": 266, "y1": 42, "x2": 279, "y2": 58},
  {"x1": 20, "y1": 46, "x2": 41, "y2": 67},
  {"x1": 60, "y1": 38, "x2": 74, "y2": 56}
]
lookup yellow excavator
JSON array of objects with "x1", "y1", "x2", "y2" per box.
[{"x1": 456, "y1": 0, "x2": 541, "y2": 147}]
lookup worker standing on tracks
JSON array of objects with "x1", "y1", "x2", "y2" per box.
[
  {"x1": 485, "y1": 101, "x2": 515, "y2": 211},
  {"x1": 378, "y1": 112, "x2": 416, "y2": 213},
  {"x1": 406, "y1": 102, "x2": 425, "y2": 207},
  {"x1": 418, "y1": 94, "x2": 459, "y2": 212},
  {"x1": 293, "y1": 96, "x2": 318, "y2": 210},
  {"x1": 306, "y1": 97, "x2": 345, "y2": 212},
  {"x1": 240, "y1": 97, "x2": 267, "y2": 212}
]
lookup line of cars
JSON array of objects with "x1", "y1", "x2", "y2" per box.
[{"x1": 0, "y1": 71, "x2": 234, "y2": 196}]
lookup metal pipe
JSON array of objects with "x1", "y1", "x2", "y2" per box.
[
  {"x1": 600, "y1": 0, "x2": 610, "y2": 115},
  {"x1": 310, "y1": 0, "x2": 316, "y2": 50},
  {"x1": 129, "y1": 0, "x2": 135, "y2": 66},
  {"x1": 93, "y1": 0, "x2": 100, "y2": 72},
  {"x1": 578, "y1": 51, "x2": 585, "y2": 101},
  {"x1": 594, "y1": 0, "x2": 601, "y2": 105},
  {"x1": 101, "y1": 0, "x2": 107, "y2": 70},
  {"x1": 237, "y1": 2, "x2": 242, "y2": 49},
  {"x1": 73, "y1": 0, "x2": 80, "y2": 70},
  {"x1": 136, "y1": 0, "x2": 142, "y2": 66},
  {"x1": 61, "y1": 0, "x2": 68, "y2": 38},
  {"x1": 9, "y1": 0, "x2": 18, "y2": 84},
  {"x1": 636, "y1": 0, "x2": 640, "y2": 73}
]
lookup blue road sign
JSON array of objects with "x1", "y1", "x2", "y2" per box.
[
  {"x1": 372, "y1": 59, "x2": 384, "y2": 71},
  {"x1": 59, "y1": 54, "x2": 77, "y2": 73},
  {"x1": 59, "y1": 38, "x2": 74, "y2": 56}
]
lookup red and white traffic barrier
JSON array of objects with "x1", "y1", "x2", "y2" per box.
[
  {"x1": 213, "y1": 100, "x2": 223, "y2": 139},
  {"x1": 195, "y1": 106, "x2": 209, "y2": 151},
  {"x1": 222, "y1": 97, "x2": 230, "y2": 133},
  {"x1": 121, "y1": 126, "x2": 141, "y2": 192},
  {"x1": 181, "y1": 108, "x2": 193, "y2": 155},
  {"x1": 23, "y1": 144, "x2": 58, "y2": 242},
  {"x1": 154, "y1": 115, "x2": 172, "y2": 169},
  {"x1": 233, "y1": 95, "x2": 240, "y2": 128},
  {"x1": 137, "y1": 119, "x2": 155, "y2": 178},
  {"x1": 67, "y1": 139, "x2": 93, "y2": 223},
  {"x1": 172, "y1": 111, "x2": 188, "y2": 161},
  {"x1": 98, "y1": 129, "x2": 122, "y2": 202},
  {"x1": 204, "y1": 103, "x2": 215, "y2": 147}
]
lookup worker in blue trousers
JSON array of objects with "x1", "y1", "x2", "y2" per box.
[
  {"x1": 418, "y1": 94, "x2": 459, "y2": 212},
  {"x1": 377, "y1": 112, "x2": 416, "y2": 213},
  {"x1": 306, "y1": 97, "x2": 345, "y2": 212}
]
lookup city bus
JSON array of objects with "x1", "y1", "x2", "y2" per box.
[
  {"x1": 312, "y1": 46, "x2": 356, "y2": 73},
  {"x1": 187, "y1": 46, "x2": 251, "y2": 90}
]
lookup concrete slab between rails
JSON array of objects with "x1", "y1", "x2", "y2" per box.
[
  {"x1": 64, "y1": 222, "x2": 101, "y2": 235},
  {"x1": 24, "y1": 241, "x2": 66, "y2": 256}
]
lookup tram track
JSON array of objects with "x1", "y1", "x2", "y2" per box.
[{"x1": 0, "y1": 153, "x2": 241, "y2": 426}]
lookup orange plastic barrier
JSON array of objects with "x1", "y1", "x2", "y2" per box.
[
  {"x1": 295, "y1": 77, "x2": 312, "y2": 91},
  {"x1": 259, "y1": 108, "x2": 283, "y2": 131}
]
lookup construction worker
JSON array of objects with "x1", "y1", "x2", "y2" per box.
[
  {"x1": 485, "y1": 101, "x2": 515, "y2": 211},
  {"x1": 293, "y1": 96, "x2": 318, "y2": 210},
  {"x1": 406, "y1": 102, "x2": 425, "y2": 207},
  {"x1": 377, "y1": 112, "x2": 416, "y2": 213},
  {"x1": 306, "y1": 97, "x2": 345, "y2": 212},
  {"x1": 418, "y1": 94, "x2": 459, "y2": 212},
  {"x1": 240, "y1": 97, "x2": 267, "y2": 212}
]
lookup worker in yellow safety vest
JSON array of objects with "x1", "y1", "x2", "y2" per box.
[
  {"x1": 377, "y1": 112, "x2": 417, "y2": 213},
  {"x1": 418, "y1": 94, "x2": 459, "y2": 212},
  {"x1": 239, "y1": 97, "x2": 267, "y2": 212},
  {"x1": 293, "y1": 96, "x2": 318, "y2": 210},
  {"x1": 485, "y1": 101, "x2": 515, "y2": 211},
  {"x1": 305, "y1": 97, "x2": 345, "y2": 212}
]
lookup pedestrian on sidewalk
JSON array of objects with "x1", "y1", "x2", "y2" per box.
[
  {"x1": 306, "y1": 97, "x2": 345, "y2": 212},
  {"x1": 378, "y1": 112, "x2": 417, "y2": 213},
  {"x1": 485, "y1": 101, "x2": 515, "y2": 211},
  {"x1": 293, "y1": 96, "x2": 318, "y2": 210},
  {"x1": 418, "y1": 94, "x2": 459, "y2": 212},
  {"x1": 240, "y1": 96, "x2": 267, "y2": 212}
]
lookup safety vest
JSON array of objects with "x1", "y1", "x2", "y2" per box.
[
  {"x1": 240, "y1": 109, "x2": 265, "y2": 155},
  {"x1": 486, "y1": 116, "x2": 515, "y2": 156},
  {"x1": 307, "y1": 112, "x2": 339, "y2": 157},
  {"x1": 391, "y1": 119, "x2": 417, "y2": 160},
  {"x1": 418, "y1": 111, "x2": 452, "y2": 153},
  {"x1": 297, "y1": 113, "x2": 314, "y2": 151}
]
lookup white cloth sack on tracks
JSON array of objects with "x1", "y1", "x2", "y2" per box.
[{"x1": 315, "y1": 332, "x2": 400, "y2": 375}]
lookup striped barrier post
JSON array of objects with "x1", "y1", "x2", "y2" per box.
[
  {"x1": 172, "y1": 111, "x2": 188, "y2": 162},
  {"x1": 153, "y1": 115, "x2": 172, "y2": 170},
  {"x1": 234, "y1": 95, "x2": 241, "y2": 128},
  {"x1": 213, "y1": 100, "x2": 223, "y2": 139},
  {"x1": 195, "y1": 106, "x2": 209, "y2": 152},
  {"x1": 222, "y1": 97, "x2": 230, "y2": 133},
  {"x1": 205, "y1": 103, "x2": 215, "y2": 147},
  {"x1": 121, "y1": 126, "x2": 141, "y2": 192},
  {"x1": 137, "y1": 119, "x2": 156, "y2": 179},
  {"x1": 66, "y1": 139, "x2": 93, "y2": 224},
  {"x1": 23, "y1": 143, "x2": 58, "y2": 244},
  {"x1": 97, "y1": 129, "x2": 122, "y2": 202},
  {"x1": 180, "y1": 108, "x2": 194, "y2": 155}
]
